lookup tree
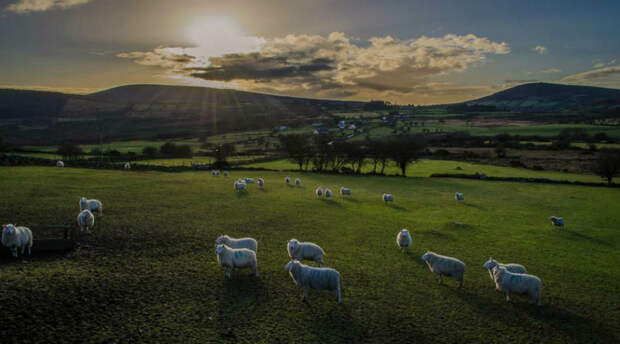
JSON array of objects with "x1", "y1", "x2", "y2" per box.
[
  {"x1": 142, "y1": 146, "x2": 158, "y2": 157},
  {"x1": 57, "y1": 143, "x2": 83, "y2": 160},
  {"x1": 0, "y1": 135, "x2": 5, "y2": 152},
  {"x1": 593, "y1": 151, "x2": 620, "y2": 184},
  {"x1": 495, "y1": 143, "x2": 506, "y2": 158},
  {"x1": 213, "y1": 143, "x2": 235, "y2": 162},
  {"x1": 388, "y1": 135, "x2": 426, "y2": 176},
  {"x1": 279, "y1": 134, "x2": 312, "y2": 171}
]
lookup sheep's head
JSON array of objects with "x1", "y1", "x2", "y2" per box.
[
  {"x1": 401, "y1": 229, "x2": 409, "y2": 235},
  {"x1": 284, "y1": 260, "x2": 300, "y2": 271},
  {"x1": 421, "y1": 252, "x2": 432, "y2": 261},
  {"x1": 215, "y1": 244, "x2": 225, "y2": 255},
  {"x1": 483, "y1": 258, "x2": 496, "y2": 270},
  {"x1": 3, "y1": 224, "x2": 16, "y2": 236},
  {"x1": 215, "y1": 235, "x2": 228, "y2": 245},
  {"x1": 288, "y1": 239, "x2": 298, "y2": 252}
]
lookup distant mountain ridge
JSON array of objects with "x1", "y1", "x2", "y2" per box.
[{"x1": 463, "y1": 82, "x2": 620, "y2": 111}]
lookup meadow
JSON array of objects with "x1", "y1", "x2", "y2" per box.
[{"x1": 0, "y1": 167, "x2": 619, "y2": 343}]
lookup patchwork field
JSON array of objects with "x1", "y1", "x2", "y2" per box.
[{"x1": 0, "y1": 167, "x2": 619, "y2": 343}]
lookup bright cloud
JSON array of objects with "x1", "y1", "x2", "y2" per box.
[
  {"x1": 5, "y1": 0, "x2": 92, "y2": 13},
  {"x1": 562, "y1": 66, "x2": 620, "y2": 81},
  {"x1": 533, "y1": 45, "x2": 548, "y2": 55},
  {"x1": 118, "y1": 32, "x2": 510, "y2": 103},
  {"x1": 541, "y1": 68, "x2": 562, "y2": 74}
]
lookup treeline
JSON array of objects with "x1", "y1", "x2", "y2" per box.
[{"x1": 279, "y1": 134, "x2": 427, "y2": 176}]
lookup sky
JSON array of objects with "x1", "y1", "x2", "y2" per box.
[{"x1": 1, "y1": 0, "x2": 619, "y2": 104}]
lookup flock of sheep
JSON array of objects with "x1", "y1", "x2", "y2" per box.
[{"x1": 2, "y1": 168, "x2": 565, "y2": 307}]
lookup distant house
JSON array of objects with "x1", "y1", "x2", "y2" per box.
[
  {"x1": 337, "y1": 120, "x2": 346, "y2": 129},
  {"x1": 313, "y1": 128, "x2": 329, "y2": 135},
  {"x1": 278, "y1": 126, "x2": 288, "y2": 131},
  {"x1": 347, "y1": 124, "x2": 356, "y2": 130},
  {"x1": 312, "y1": 122, "x2": 324, "y2": 127}
]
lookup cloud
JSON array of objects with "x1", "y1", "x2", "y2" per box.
[
  {"x1": 593, "y1": 59, "x2": 616, "y2": 68},
  {"x1": 118, "y1": 32, "x2": 510, "y2": 103},
  {"x1": 5, "y1": 0, "x2": 92, "y2": 13},
  {"x1": 562, "y1": 66, "x2": 620, "y2": 81},
  {"x1": 532, "y1": 45, "x2": 548, "y2": 55},
  {"x1": 541, "y1": 68, "x2": 562, "y2": 74}
]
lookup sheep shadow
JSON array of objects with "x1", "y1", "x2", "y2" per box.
[
  {"x1": 215, "y1": 276, "x2": 268, "y2": 341},
  {"x1": 321, "y1": 199, "x2": 343, "y2": 207},
  {"x1": 304, "y1": 301, "x2": 370, "y2": 343},
  {"x1": 235, "y1": 191, "x2": 249, "y2": 198},
  {"x1": 441, "y1": 221, "x2": 473, "y2": 231},
  {"x1": 462, "y1": 202, "x2": 486, "y2": 211},
  {"x1": 342, "y1": 197, "x2": 359, "y2": 203},
  {"x1": 557, "y1": 228, "x2": 611, "y2": 247},
  {"x1": 386, "y1": 204, "x2": 407, "y2": 211},
  {"x1": 418, "y1": 229, "x2": 455, "y2": 241}
]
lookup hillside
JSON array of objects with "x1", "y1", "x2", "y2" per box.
[
  {"x1": 463, "y1": 82, "x2": 620, "y2": 111},
  {"x1": 0, "y1": 85, "x2": 361, "y2": 145}
]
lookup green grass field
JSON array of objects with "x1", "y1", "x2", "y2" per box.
[
  {"x1": 0, "y1": 167, "x2": 618, "y2": 343},
  {"x1": 241, "y1": 159, "x2": 604, "y2": 183}
]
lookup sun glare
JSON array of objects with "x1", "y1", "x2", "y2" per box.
[{"x1": 185, "y1": 17, "x2": 264, "y2": 55}]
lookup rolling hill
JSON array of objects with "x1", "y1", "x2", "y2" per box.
[
  {"x1": 462, "y1": 82, "x2": 620, "y2": 111},
  {"x1": 0, "y1": 85, "x2": 361, "y2": 145}
]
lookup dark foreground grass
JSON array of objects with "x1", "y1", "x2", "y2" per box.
[{"x1": 0, "y1": 167, "x2": 619, "y2": 343}]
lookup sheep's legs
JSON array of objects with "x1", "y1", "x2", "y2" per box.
[
  {"x1": 226, "y1": 267, "x2": 232, "y2": 279},
  {"x1": 28, "y1": 247, "x2": 31, "y2": 256},
  {"x1": 302, "y1": 287, "x2": 309, "y2": 301},
  {"x1": 438, "y1": 274, "x2": 443, "y2": 285},
  {"x1": 505, "y1": 291, "x2": 511, "y2": 302},
  {"x1": 11, "y1": 248, "x2": 17, "y2": 257},
  {"x1": 458, "y1": 279, "x2": 463, "y2": 288},
  {"x1": 337, "y1": 288, "x2": 342, "y2": 303},
  {"x1": 253, "y1": 265, "x2": 259, "y2": 277}
]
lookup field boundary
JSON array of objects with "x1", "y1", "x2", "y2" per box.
[{"x1": 430, "y1": 173, "x2": 619, "y2": 188}]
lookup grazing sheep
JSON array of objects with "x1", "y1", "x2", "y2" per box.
[
  {"x1": 315, "y1": 187, "x2": 323, "y2": 198},
  {"x1": 483, "y1": 257, "x2": 527, "y2": 284},
  {"x1": 339, "y1": 187, "x2": 352, "y2": 196},
  {"x1": 215, "y1": 235, "x2": 258, "y2": 252},
  {"x1": 382, "y1": 193, "x2": 394, "y2": 203},
  {"x1": 396, "y1": 229, "x2": 412, "y2": 253},
  {"x1": 295, "y1": 178, "x2": 302, "y2": 186},
  {"x1": 324, "y1": 188, "x2": 333, "y2": 198},
  {"x1": 77, "y1": 209, "x2": 95, "y2": 233},
  {"x1": 285, "y1": 176, "x2": 291, "y2": 184},
  {"x1": 549, "y1": 216, "x2": 564, "y2": 227},
  {"x1": 285, "y1": 260, "x2": 342, "y2": 303},
  {"x1": 1, "y1": 224, "x2": 33, "y2": 258},
  {"x1": 421, "y1": 251, "x2": 466, "y2": 288},
  {"x1": 455, "y1": 192, "x2": 465, "y2": 201},
  {"x1": 56, "y1": 160, "x2": 64, "y2": 168},
  {"x1": 223, "y1": 171, "x2": 229, "y2": 177},
  {"x1": 287, "y1": 239, "x2": 326, "y2": 266},
  {"x1": 212, "y1": 169, "x2": 220, "y2": 176},
  {"x1": 257, "y1": 178, "x2": 264, "y2": 187},
  {"x1": 216, "y1": 244, "x2": 258, "y2": 279},
  {"x1": 234, "y1": 179, "x2": 247, "y2": 192},
  {"x1": 245, "y1": 178, "x2": 255, "y2": 184},
  {"x1": 79, "y1": 197, "x2": 103, "y2": 216},
  {"x1": 493, "y1": 266, "x2": 542, "y2": 306},
  {"x1": 124, "y1": 162, "x2": 131, "y2": 170}
]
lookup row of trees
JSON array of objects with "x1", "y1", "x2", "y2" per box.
[{"x1": 279, "y1": 134, "x2": 427, "y2": 176}]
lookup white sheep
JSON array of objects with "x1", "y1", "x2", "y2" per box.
[
  {"x1": 257, "y1": 178, "x2": 264, "y2": 187},
  {"x1": 56, "y1": 160, "x2": 64, "y2": 168},
  {"x1": 549, "y1": 216, "x2": 564, "y2": 227},
  {"x1": 77, "y1": 209, "x2": 95, "y2": 233},
  {"x1": 396, "y1": 229, "x2": 412, "y2": 253},
  {"x1": 295, "y1": 178, "x2": 302, "y2": 186},
  {"x1": 212, "y1": 169, "x2": 220, "y2": 176},
  {"x1": 216, "y1": 244, "x2": 258, "y2": 279},
  {"x1": 421, "y1": 251, "x2": 466, "y2": 288},
  {"x1": 382, "y1": 193, "x2": 394, "y2": 203},
  {"x1": 493, "y1": 266, "x2": 542, "y2": 306},
  {"x1": 215, "y1": 235, "x2": 258, "y2": 252},
  {"x1": 285, "y1": 176, "x2": 291, "y2": 184},
  {"x1": 285, "y1": 260, "x2": 342, "y2": 303},
  {"x1": 482, "y1": 257, "x2": 527, "y2": 285},
  {"x1": 245, "y1": 178, "x2": 255, "y2": 184},
  {"x1": 287, "y1": 239, "x2": 326, "y2": 266},
  {"x1": 79, "y1": 197, "x2": 103, "y2": 216},
  {"x1": 124, "y1": 162, "x2": 131, "y2": 170},
  {"x1": 223, "y1": 171, "x2": 229, "y2": 177},
  {"x1": 315, "y1": 187, "x2": 323, "y2": 198},
  {"x1": 339, "y1": 187, "x2": 352, "y2": 196},
  {"x1": 1, "y1": 224, "x2": 33, "y2": 258},
  {"x1": 234, "y1": 179, "x2": 247, "y2": 192},
  {"x1": 324, "y1": 188, "x2": 333, "y2": 198},
  {"x1": 455, "y1": 192, "x2": 464, "y2": 201}
]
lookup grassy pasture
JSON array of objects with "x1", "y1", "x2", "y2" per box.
[
  {"x1": 0, "y1": 167, "x2": 618, "y2": 343},
  {"x1": 241, "y1": 159, "x2": 604, "y2": 183}
]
